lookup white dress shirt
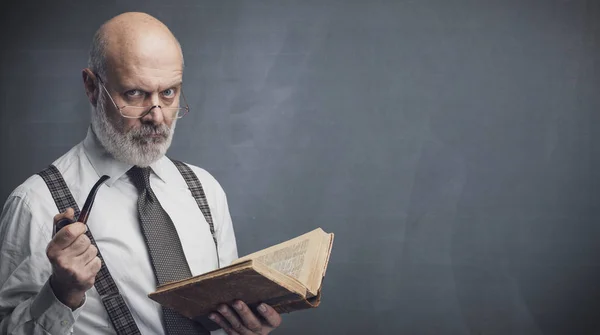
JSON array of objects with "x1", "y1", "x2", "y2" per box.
[{"x1": 0, "y1": 127, "x2": 238, "y2": 334}]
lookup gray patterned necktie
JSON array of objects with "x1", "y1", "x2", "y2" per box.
[{"x1": 128, "y1": 166, "x2": 209, "y2": 335}]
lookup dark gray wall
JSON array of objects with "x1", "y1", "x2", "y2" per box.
[{"x1": 1, "y1": 1, "x2": 599, "y2": 334}]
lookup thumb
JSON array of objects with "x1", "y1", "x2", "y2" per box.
[
  {"x1": 53, "y1": 207, "x2": 76, "y2": 225},
  {"x1": 63, "y1": 207, "x2": 75, "y2": 220}
]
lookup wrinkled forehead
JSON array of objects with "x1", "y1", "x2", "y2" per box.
[{"x1": 104, "y1": 30, "x2": 184, "y2": 90}]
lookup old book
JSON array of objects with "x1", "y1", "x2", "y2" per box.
[{"x1": 148, "y1": 227, "x2": 334, "y2": 330}]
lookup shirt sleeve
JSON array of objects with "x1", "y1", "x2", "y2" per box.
[{"x1": 0, "y1": 193, "x2": 85, "y2": 335}]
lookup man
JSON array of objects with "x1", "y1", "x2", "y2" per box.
[{"x1": 0, "y1": 12, "x2": 282, "y2": 335}]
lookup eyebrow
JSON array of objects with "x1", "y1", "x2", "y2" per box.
[
  {"x1": 164, "y1": 80, "x2": 183, "y2": 89},
  {"x1": 120, "y1": 80, "x2": 183, "y2": 92}
]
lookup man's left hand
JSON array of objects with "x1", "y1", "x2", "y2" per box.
[{"x1": 209, "y1": 300, "x2": 282, "y2": 335}]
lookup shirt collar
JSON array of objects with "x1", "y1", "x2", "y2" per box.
[{"x1": 82, "y1": 126, "x2": 169, "y2": 187}]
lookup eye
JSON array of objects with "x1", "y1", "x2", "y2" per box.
[
  {"x1": 162, "y1": 88, "x2": 176, "y2": 98},
  {"x1": 125, "y1": 89, "x2": 144, "y2": 98}
]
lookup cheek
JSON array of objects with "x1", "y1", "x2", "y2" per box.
[
  {"x1": 104, "y1": 104, "x2": 122, "y2": 123},
  {"x1": 106, "y1": 107, "x2": 137, "y2": 133}
]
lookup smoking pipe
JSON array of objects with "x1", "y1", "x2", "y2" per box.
[{"x1": 54, "y1": 175, "x2": 110, "y2": 235}]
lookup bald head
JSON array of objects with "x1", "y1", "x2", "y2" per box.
[
  {"x1": 88, "y1": 12, "x2": 184, "y2": 80},
  {"x1": 84, "y1": 12, "x2": 185, "y2": 167}
]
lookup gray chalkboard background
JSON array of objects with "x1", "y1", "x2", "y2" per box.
[{"x1": 1, "y1": 1, "x2": 599, "y2": 334}]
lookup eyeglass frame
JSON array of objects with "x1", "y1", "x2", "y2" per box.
[{"x1": 94, "y1": 73, "x2": 190, "y2": 120}]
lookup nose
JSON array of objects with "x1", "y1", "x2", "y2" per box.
[
  {"x1": 149, "y1": 91, "x2": 161, "y2": 107},
  {"x1": 142, "y1": 106, "x2": 165, "y2": 125},
  {"x1": 141, "y1": 93, "x2": 164, "y2": 124}
]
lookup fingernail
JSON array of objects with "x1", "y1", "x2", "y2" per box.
[
  {"x1": 258, "y1": 304, "x2": 267, "y2": 313},
  {"x1": 218, "y1": 306, "x2": 227, "y2": 314},
  {"x1": 209, "y1": 314, "x2": 216, "y2": 321},
  {"x1": 234, "y1": 301, "x2": 243, "y2": 311}
]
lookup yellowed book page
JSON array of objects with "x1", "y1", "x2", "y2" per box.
[
  {"x1": 306, "y1": 232, "x2": 334, "y2": 295},
  {"x1": 232, "y1": 228, "x2": 328, "y2": 290}
]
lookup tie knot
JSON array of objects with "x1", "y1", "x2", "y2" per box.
[{"x1": 127, "y1": 166, "x2": 152, "y2": 192}]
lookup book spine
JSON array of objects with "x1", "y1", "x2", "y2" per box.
[{"x1": 264, "y1": 293, "x2": 321, "y2": 314}]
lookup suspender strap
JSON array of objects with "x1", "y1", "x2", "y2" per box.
[
  {"x1": 170, "y1": 159, "x2": 220, "y2": 266},
  {"x1": 38, "y1": 161, "x2": 220, "y2": 333},
  {"x1": 38, "y1": 165, "x2": 141, "y2": 335}
]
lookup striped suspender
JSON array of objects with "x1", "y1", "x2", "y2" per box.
[
  {"x1": 170, "y1": 159, "x2": 220, "y2": 267},
  {"x1": 38, "y1": 160, "x2": 219, "y2": 333},
  {"x1": 38, "y1": 165, "x2": 141, "y2": 335}
]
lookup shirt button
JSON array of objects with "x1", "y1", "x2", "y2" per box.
[{"x1": 60, "y1": 320, "x2": 69, "y2": 326}]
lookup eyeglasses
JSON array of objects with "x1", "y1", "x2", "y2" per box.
[{"x1": 95, "y1": 74, "x2": 189, "y2": 120}]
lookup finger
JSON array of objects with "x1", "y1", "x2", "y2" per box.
[
  {"x1": 88, "y1": 256, "x2": 102, "y2": 273},
  {"x1": 78, "y1": 243, "x2": 98, "y2": 265},
  {"x1": 87, "y1": 256, "x2": 102, "y2": 277},
  {"x1": 57, "y1": 232, "x2": 91, "y2": 258},
  {"x1": 52, "y1": 208, "x2": 75, "y2": 237},
  {"x1": 50, "y1": 222, "x2": 87, "y2": 250},
  {"x1": 231, "y1": 300, "x2": 264, "y2": 333},
  {"x1": 71, "y1": 233, "x2": 92, "y2": 256},
  {"x1": 256, "y1": 303, "x2": 282, "y2": 328},
  {"x1": 215, "y1": 304, "x2": 250, "y2": 335},
  {"x1": 53, "y1": 208, "x2": 75, "y2": 224},
  {"x1": 79, "y1": 255, "x2": 100, "y2": 289},
  {"x1": 209, "y1": 312, "x2": 240, "y2": 335}
]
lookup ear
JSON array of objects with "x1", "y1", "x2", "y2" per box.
[{"x1": 82, "y1": 68, "x2": 99, "y2": 107}]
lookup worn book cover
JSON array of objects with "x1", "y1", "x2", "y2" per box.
[{"x1": 148, "y1": 228, "x2": 334, "y2": 329}]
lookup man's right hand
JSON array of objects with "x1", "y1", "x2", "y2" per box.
[{"x1": 46, "y1": 208, "x2": 101, "y2": 310}]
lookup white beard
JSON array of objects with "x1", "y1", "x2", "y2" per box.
[{"x1": 90, "y1": 91, "x2": 177, "y2": 167}]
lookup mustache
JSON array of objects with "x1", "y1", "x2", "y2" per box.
[{"x1": 130, "y1": 123, "x2": 171, "y2": 138}]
